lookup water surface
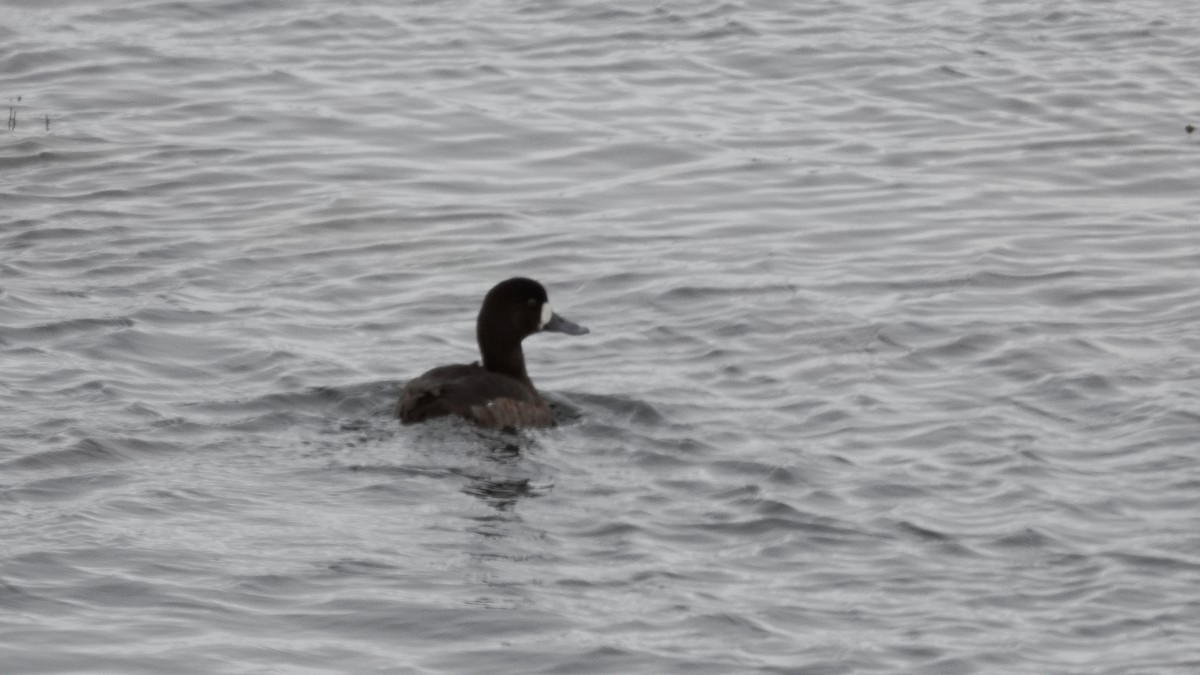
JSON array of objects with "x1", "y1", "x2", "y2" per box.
[{"x1": 3, "y1": 0, "x2": 1200, "y2": 672}]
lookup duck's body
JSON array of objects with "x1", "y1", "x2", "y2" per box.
[
  {"x1": 397, "y1": 278, "x2": 588, "y2": 430},
  {"x1": 398, "y1": 363, "x2": 554, "y2": 428}
]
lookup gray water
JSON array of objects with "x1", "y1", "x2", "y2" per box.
[{"x1": 3, "y1": 0, "x2": 1200, "y2": 672}]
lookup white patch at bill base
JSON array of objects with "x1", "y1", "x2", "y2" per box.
[{"x1": 540, "y1": 303, "x2": 552, "y2": 330}]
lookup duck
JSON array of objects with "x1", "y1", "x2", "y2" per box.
[{"x1": 397, "y1": 277, "x2": 589, "y2": 429}]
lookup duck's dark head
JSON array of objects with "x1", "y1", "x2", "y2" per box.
[
  {"x1": 476, "y1": 278, "x2": 588, "y2": 378},
  {"x1": 478, "y1": 277, "x2": 589, "y2": 342}
]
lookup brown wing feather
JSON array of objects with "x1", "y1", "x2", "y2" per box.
[
  {"x1": 397, "y1": 364, "x2": 477, "y2": 424},
  {"x1": 467, "y1": 397, "x2": 554, "y2": 430}
]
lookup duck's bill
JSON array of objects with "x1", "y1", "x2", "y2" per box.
[{"x1": 543, "y1": 312, "x2": 589, "y2": 335}]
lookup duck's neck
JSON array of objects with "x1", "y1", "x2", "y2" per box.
[{"x1": 479, "y1": 338, "x2": 532, "y2": 387}]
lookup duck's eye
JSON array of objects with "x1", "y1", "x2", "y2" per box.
[{"x1": 527, "y1": 298, "x2": 538, "y2": 307}]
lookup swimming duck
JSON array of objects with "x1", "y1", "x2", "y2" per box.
[{"x1": 397, "y1": 277, "x2": 589, "y2": 429}]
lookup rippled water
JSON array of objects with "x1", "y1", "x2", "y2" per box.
[{"x1": 4, "y1": 0, "x2": 1200, "y2": 672}]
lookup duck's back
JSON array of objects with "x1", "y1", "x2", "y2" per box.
[{"x1": 397, "y1": 363, "x2": 554, "y2": 429}]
